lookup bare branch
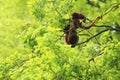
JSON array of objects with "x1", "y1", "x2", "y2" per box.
[
  {"x1": 77, "y1": 27, "x2": 120, "y2": 45},
  {"x1": 102, "y1": 3, "x2": 120, "y2": 17},
  {"x1": 55, "y1": 33, "x2": 64, "y2": 42},
  {"x1": 77, "y1": 29, "x2": 109, "y2": 45},
  {"x1": 52, "y1": 2, "x2": 62, "y2": 17}
]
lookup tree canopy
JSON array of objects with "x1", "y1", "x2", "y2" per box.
[{"x1": 0, "y1": 0, "x2": 120, "y2": 80}]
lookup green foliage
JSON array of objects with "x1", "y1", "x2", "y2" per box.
[{"x1": 0, "y1": 0, "x2": 120, "y2": 80}]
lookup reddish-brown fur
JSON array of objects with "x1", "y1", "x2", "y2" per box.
[{"x1": 64, "y1": 12, "x2": 101, "y2": 48}]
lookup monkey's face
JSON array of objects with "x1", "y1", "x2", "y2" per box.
[
  {"x1": 72, "y1": 12, "x2": 86, "y2": 28},
  {"x1": 72, "y1": 12, "x2": 86, "y2": 21}
]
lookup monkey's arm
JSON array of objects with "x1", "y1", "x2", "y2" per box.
[{"x1": 84, "y1": 16, "x2": 102, "y2": 29}]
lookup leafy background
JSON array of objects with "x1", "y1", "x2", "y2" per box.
[{"x1": 0, "y1": 0, "x2": 120, "y2": 80}]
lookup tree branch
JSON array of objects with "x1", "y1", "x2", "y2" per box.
[
  {"x1": 52, "y1": 2, "x2": 62, "y2": 17},
  {"x1": 77, "y1": 27, "x2": 120, "y2": 45},
  {"x1": 77, "y1": 29, "x2": 109, "y2": 45}
]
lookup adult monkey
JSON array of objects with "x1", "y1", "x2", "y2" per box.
[{"x1": 64, "y1": 12, "x2": 102, "y2": 48}]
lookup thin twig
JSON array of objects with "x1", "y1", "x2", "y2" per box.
[
  {"x1": 52, "y1": 2, "x2": 62, "y2": 17},
  {"x1": 86, "y1": 3, "x2": 120, "y2": 24},
  {"x1": 55, "y1": 33, "x2": 64, "y2": 42},
  {"x1": 102, "y1": 3, "x2": 120, "y2": 17},
  {"x1": 85, "y1": 30, "x2": 100, "y2": 44}
]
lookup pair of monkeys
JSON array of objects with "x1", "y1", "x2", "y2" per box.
[{"x1": 64, "y1": 12, "x2": 102, "y2": 47}]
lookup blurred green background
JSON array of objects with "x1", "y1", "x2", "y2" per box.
[{"x1": 0, "y1": 0, "x2": 120, "y2": 80}]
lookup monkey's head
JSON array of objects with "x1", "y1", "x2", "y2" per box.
[{"x1": 72, "y1": 12, "x2": 86, "y2": 23}]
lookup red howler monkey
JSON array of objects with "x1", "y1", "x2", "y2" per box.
[{"x1": 64, "y1": 12, "x2": 102, "y2": 48}]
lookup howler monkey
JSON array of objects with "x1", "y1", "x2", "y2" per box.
[{"x1": 64, "y1": 12, "x2": 102, "y2": 48}]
